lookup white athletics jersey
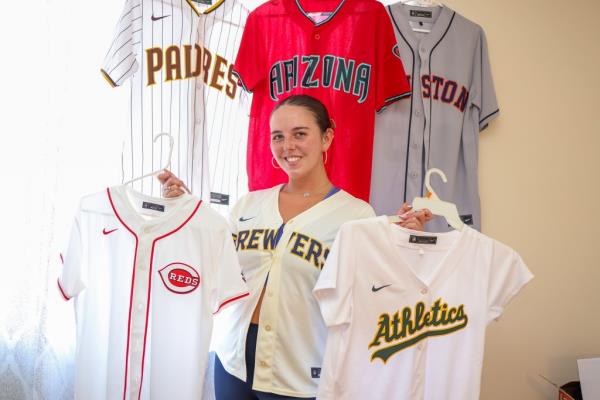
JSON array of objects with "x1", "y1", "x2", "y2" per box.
[
  {"x1": 212, "y1": 185, "x2": 375, "y2": 397},
  {"x1": 198, "y1": 0, "x2": 251, "y2": 214},
  {"x1": 370, "y1": 5, "x2": 499, "y2": 232},
  {"x1": 102, "y1": 0, "x2": 212, "y2": 197},
  {"x1": 314, "y1": 217, "x2": 533, "y2": 400},
  {"x1": 58, "y1": 185, "x2": 248, "y2": 400}
]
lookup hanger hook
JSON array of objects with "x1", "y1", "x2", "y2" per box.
[
  {"x1": 153, "y1": 133, "x2": 174, "y2": 171},
  {"x1": 424, "y1": 168, "x2": 447, "y2": 199}
]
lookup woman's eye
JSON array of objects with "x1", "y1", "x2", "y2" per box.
[
  {"x1": 294, "y1": 131, "x2": 306, "y2": 138},
  {"x1": 271, "y1": 134, "x2": 283, "y2": 141}
]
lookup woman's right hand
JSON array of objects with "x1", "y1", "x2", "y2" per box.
[{"x1": 157, "y1": 170, "x2": 187, "y2": 198}]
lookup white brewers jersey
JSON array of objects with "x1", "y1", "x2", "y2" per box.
[
  {"x1": 211, "y1": 185, "x2": 375, "y2": 397},
  {"x1": 370, "y1": 5, "x2": 499, "y2": 232},
  {"x1": 314, "y1": 217, "x2": 533, "y2": 400},
  {"x1": 197, "y1": 0, "x2": 251, "y2": 214},
  {"x1": 102, "y1": 0, "x2": 212, "y2": 197},
  {"x1": 58, "y1": 185, "x2": 248, "y2": 400}
]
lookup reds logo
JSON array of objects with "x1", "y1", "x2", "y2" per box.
[{"x1": 158, "y1": 262, "x2": 200, "y2": 294}]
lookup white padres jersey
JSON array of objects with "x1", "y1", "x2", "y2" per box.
[
  {"x1": 58, "y1": 185, "x2": 248, "y2": 400},
  {"x1": 102, "y1": 0, "x2": 212, "y2": 197},
  {"x1": 370, "y1": 5, "x2": 499, "y2": 232},
  {"x1": 198, "y1": 0, "x2": 251, "y2": 214},
  {"x1": 314, "y1": 217, "x2": 533, "y2": 400},
  {"x1": 212, "y1": 185, "x2": 375, "y2": 397}
]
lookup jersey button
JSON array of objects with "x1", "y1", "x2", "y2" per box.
[
  {"x1": 420, "y1": 288, "x2": 428, "y2": 295},
  {"x1": 414, "y1": 110, "x2": 421, "y2": 117},
  {"x1": 260, "y1": 361, "x2": 268, "y2": 367},
  {"x1": 265, "y1": 325, "x2": 272, "y2": 331},
  {"x1": 314, "y1": 33, "x2": 320, "y2": 40}
]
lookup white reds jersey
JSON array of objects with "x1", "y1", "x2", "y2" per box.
[
  {"x1": 197, "y1": 0, "x2": 251, "y2": 214},
  {"x1": 57, "y1": 185, "x2": 248, "y2": 400},
  {"x1": 313, "y1": 217, "x2": 533, "y2": 400},
  {"x1": 211, "y1": 185, "x2": 375, "y2": 397},
  {"x1": 102, "y1": 0, "x2": 214, "y2": 197},
  {"x1": 370, "y1": 5, "x2": 499, "y2": 232}
]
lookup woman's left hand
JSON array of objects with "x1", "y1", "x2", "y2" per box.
[{"x1": 394, "y1": 203, "x2": 433, "y2": 231}]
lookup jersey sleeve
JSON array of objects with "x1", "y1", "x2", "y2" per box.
[
  {"x1": 472, "y1": 27, "x2": 499, "y2": 130},
  {"x1": 57, "y1": 214, "x2": 86, "y2": 300},
  {"x1": 211, "y1": 227, "x2": 249, "y2": 314},
  {"x1": 101, "y1": 0, "x2": 142, "y2": 87},
  {"x1": 313, "y1": 224, "x2": 356, "y2": 327},
  {"x1": 231, "y1": 11, "x2": 265, "y2": 92},
  {"x1": 374, "y1": 4, "x2": 411, "y2": 112},
  {"x1": 486, "y1": 243, "x2": 533, "y2": 323}
]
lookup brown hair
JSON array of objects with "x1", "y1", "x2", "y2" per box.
[{"x1": 271, "y1": 94, "x2": 333, "y2": 134}]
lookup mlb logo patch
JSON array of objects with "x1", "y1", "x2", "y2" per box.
[
  {"x1": 159, "y1": 262, "x2": 200, "y2": 294},
  {"x1": 311, "y1": 368, "x2": 321, "y2": 379}
]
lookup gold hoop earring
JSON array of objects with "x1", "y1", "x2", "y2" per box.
[
  {"x1": 323, "y1": 151, "x2": 328, "y2": 165},
  {"x1": 271, "y1": 157, "x2": 281, "y2": 169}
]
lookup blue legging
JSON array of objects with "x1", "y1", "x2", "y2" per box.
[{"x1": 214, "y1": 324, "x2": 316, "y2": 400}]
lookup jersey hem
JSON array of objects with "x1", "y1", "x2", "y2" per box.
[
  {"x1": 213, "y1": 292, "x2": 250, "y2": 314},
  {"x1": 57, "y1": 279, "x2": 71, "y2": 301},
  {"x1": 479, "y1": 109, "x2": 499, "y2": 131},
  {"x1": 377, "y1": 91, "x2": 412, "y2": 113},
  {"x1": 231, "y1": 70, "x2": 251, "y2": 93},
  {"x1": 100, "y1": 69, "x2": 118, "y2": 88}
]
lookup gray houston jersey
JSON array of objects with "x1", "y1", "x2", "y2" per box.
[
  {"x1": 370, "y1": 5, "x2": 499, "y2": 232},
  {"x1": 198, "y1": 0, "x2": 250, "y2": 215}
]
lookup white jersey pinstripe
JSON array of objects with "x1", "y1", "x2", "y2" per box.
[
  {"x1": 102, "y1": 0, "x2": 210, "y2": 197},
  {"x1": 198, "y1": 0, "x2": 250, "y2": 215}
]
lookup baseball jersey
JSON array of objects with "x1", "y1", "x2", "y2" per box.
[
  {"x1": 58, "y1": 185, "x2": 248, "y2": 400},
  {"x1": 211, "y1": 185, "x2": 375, "y2": 397},
  {"x1": 197, "y1": 0, "x2": 252, "y2": 214},
  {"x1": 313, "y1": 217, "x2": 533, "y2": 400},
  {"x1": 233, "y1": 0, "x2": 411, "y2": 201},
  {"x1": 370, "y1": 5, "x2": 499, "y2": 232},
  {"x1": 102, "y1": 0, "x2": 212, "y2": 197}
]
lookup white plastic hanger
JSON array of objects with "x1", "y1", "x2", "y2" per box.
[
  {"x1": 412, "y1": 168, "x2": 464, "y2": 230},
  {"x1": 388, "y1": 168, "x2": 463, "y2": 230},
  {"x1": 122, "y1": 133, "x2": 183, "y2": 190}
]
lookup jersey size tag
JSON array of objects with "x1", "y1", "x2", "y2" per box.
[
  {"x1": 142, "y1": 201, "x2": 165, "y2": 212},
  {"x1": 191, "y1": 0, "x2": 213, "y2": 5},
  {"x1": 311, "y1": 367, "x2": 321, "y2": 379},
  {"x1": 210, "y1": 192, "x2": 230, "y2": 205},
  {"x1": 410, "y1": 10, "x2": 433, "y2": 18},
  {"x1": 409, "y1": 235, "x2": 438, "y2": 245}
]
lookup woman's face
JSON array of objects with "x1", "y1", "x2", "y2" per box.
[{"x1": 269, "y1": 104, "x2": 332, "y2": 180}]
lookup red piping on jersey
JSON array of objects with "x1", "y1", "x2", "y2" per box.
[
  {"x1": 137, "y1": 199, "x2": 203, "y2": 400},
  {"x1": 212, "y1": 292, "x2": 250, "y2": 315},
  {"x1": 106, "y1": 188, "x2": 139, "y2": 400},
  {"x1": 57, "y1": 279, "x2": 71, "y2": 301}
]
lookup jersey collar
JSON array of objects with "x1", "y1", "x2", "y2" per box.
[
  {"x1": 288, "y1": 0, "x2": 348, "y2": 29},
  {"x1": 107, "y1": 185, "x2": 201, "y2": 237},
  {"x1": 387, "y1": 4, "x2": 454, "y2": 54}
]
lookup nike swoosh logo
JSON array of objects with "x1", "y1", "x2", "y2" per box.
[
  {"x1": 239, "y1": 216, "x2": 255, "y2": 222},
  {"x1": 151, "y1": 14, "x2": 170, "y2": 21},
  {"x1": 372, "y1": 284, "x2": 391, "y2": 292},
  {"x1": 103, "y1": 228, "x2": 118, "y2": 235}
]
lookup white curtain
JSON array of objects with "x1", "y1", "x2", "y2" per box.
[{"x1": 0, "y1": 1, "x2": 129, "y2": 398}]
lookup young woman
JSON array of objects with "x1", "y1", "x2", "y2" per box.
[{"x1": 159, "y1": 94, "x2": 431, "y2": 400}]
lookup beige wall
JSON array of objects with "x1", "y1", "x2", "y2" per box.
[{"x1": 432, "y1": 0, "x2": 600, "y2": 398}]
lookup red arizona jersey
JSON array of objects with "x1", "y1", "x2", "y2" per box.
[{"x1": 234, "y1": 0, "x2": 410, "y2": 201}]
